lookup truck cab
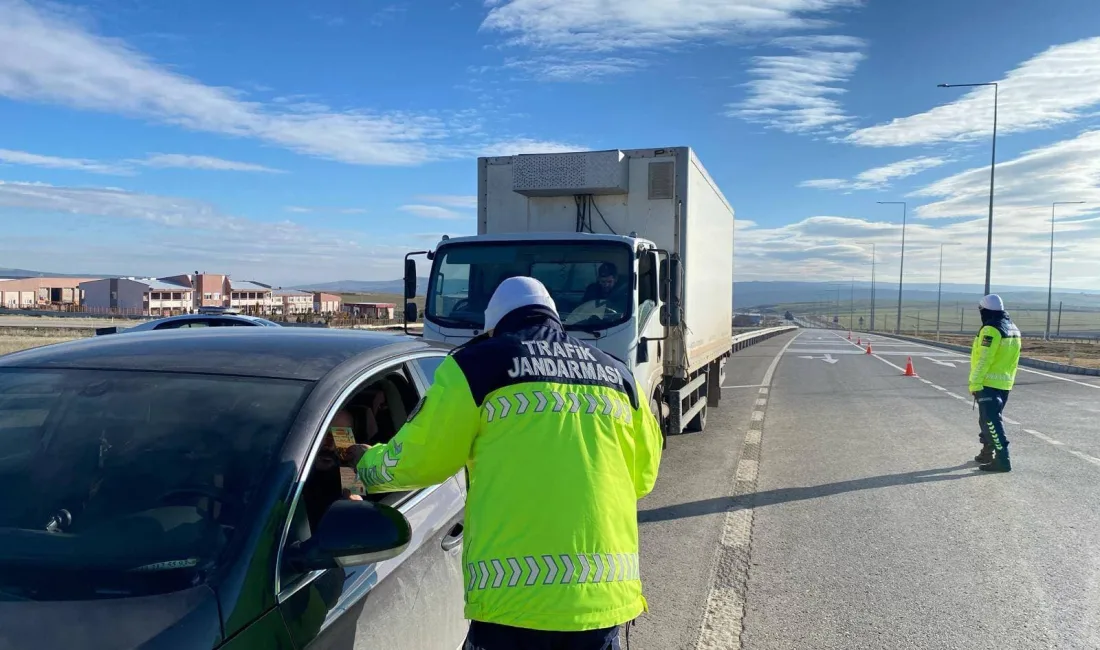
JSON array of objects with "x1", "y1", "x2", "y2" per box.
[{"x1": 403, "y1": 146, "x2": 732, "y2": 441}]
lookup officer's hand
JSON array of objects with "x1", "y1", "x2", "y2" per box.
[{"x1": 342, "y1": 443, "x2": 372, "y2": 467}]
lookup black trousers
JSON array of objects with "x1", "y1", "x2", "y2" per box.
[
  {"x1": 977, "y1": 387, "x2": 1010, "y2": 452},
  {"x1": 463, "y1": 622, "x2": 622, "y2": 650}
]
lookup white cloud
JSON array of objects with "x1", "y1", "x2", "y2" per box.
[
  {"x1": 728, "y1": 34, "x2": 865, "y2": 134},
  {"x1": 0, "y1": 179, "x2": 408, "y2": 284},
  {"x1": 399, "y1": 204, "x2": 469, "y2": 220},
  {"x1": 911, "y1": 130, "x2": 1100, "y2": 224},
  {"x1": 801, "y1": 155, "x2": 950, "y2": 191},
  {"x1": 500, "y1": 56, "x2": 647, "y2": 82},
  {"x1": 480, "y1": 0, "x2": 862, "y2": 52},
  {"x1": 415, "y1": 195, "x2": 478, "y2": 209},
  {"x1": 0, "y1": 0, "x2": 573, "y2": 166},
  {"x1": 476, "y1": 138, "x2": 583, "y2": 156},
  {"x1": 0, "y1": 180, "x2": 244, "y2": 230},
  {"x1": 285, "y1": 205, "x2": 369, "y2": 214},
  {"x1": 139, "y1": 153, "x2": 285, "y2": 173},
  {"x1": 0, "y1": 148, "x2": 131, "y2": 175},
  {"x1": 847, "y1": 36, "x2": 1100, "y2": 147}
]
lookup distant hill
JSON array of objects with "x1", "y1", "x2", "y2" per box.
[
  {"x1": 0, "y1": 267, "x2": 106, "y2": 279},
  {"x1": 297, "y1": 278, "x2": 430, "y2": 295}
]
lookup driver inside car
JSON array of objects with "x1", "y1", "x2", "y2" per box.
[{"x1": 301, "y1": 409, "x2": 362, "y2": 530}]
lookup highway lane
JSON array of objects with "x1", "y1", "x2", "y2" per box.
[
  {"x1": 736, "y1": 329, "x2": 1100, "y2": 649},
  {"x1": 632, "y1": 331, "x2": 802, "y2": 650},
  {"x1": 845, "y1": 332, "x2": 1100, "y2": 466}
]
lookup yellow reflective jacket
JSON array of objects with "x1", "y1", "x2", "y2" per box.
[
  {"x1": 357, "y1": 311, "x2": 663, "y2": 632},
  {"x1": 968, "y1": 314, "x2": 1022, "y2": 393}
]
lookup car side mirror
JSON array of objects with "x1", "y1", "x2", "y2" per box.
[
  {"x1": 405, "y1": 301, "x2": 418, "y2": 323},
  {"x1": 285, "y1": 500, "x2": 411, "y2": 573},
  {"x1": 404, "y1": 259, "x2": 418, "y2": 300}
]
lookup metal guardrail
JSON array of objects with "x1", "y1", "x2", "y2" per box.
[{"x1": 730, "y1": 325, "x2": 799, "y2": 353}]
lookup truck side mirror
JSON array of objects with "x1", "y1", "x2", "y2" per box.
[
  {"x1": 658, "y1": 255, "x2": 669, "y2": 304},
  {"x1": 667, "y1": 255, "x2": 683, "y2": 327},
  {"x1": 404, "y1": 259, "x2": 417, "y2": 300},
  {"x1": 405, "y1": 301, "x2": 418, "y2": 323}
]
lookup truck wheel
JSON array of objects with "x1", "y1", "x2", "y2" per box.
[
  {"x1": 685, "y1": 402, "x2": 707, "y2": 433},
  {"x1": 651, "y1": 391, "x2": 668, "y2": 450}
]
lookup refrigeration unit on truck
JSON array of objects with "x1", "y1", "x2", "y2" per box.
[{"x1": 403, "y1": 147, "x2": 735, "y2": 440}]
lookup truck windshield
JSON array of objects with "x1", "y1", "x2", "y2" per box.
[
  {"x1": 0, "y1": 368, "x2": 309, "y2": 601},
  {"x1": 426, "y1": 241, "x2": 633, "y2": 331}
]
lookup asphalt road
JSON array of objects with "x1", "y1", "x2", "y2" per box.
[
  {"x1": 633, "y1": 328, "x2": 1100, "y2": 649},
  {"x1": 632, "y1": 332, "x2": 799, "y2": 649}
]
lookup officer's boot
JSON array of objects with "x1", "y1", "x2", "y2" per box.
[
  {"x1": 979, "y1": 449, "x2": 1011, "y2": 473},
  {"x1": 974, "y1": 443, "x2": 994, "y2": 464}
]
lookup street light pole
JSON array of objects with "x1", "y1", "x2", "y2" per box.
[
  {"x1": 938, "y1": 81, "x2": 999, "y2": 295},
  {"x1": 870, "y1": 243, "x2": 876, "y2": 331},
  {"x1": 878, "y1": 201, "x2": 906, "y2": 334},
  {"x1": 1046, "y1": 201, "x2": 1085, "y2": 339},
  {"x1": 936, "y1": 242, "x2": 960, "y2": 341}
]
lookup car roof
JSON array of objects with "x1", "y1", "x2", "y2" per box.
[
  {"x1": 129, "y1": 313, "x2": 278, "y2": 329},
  {"x1": 0, "y1": 328, "x2": 452, "y2": 381}
]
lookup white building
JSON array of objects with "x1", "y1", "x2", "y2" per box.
[
  {"x1": 229, "y1": 280, "x2": 280, "y2": 314},
  {"x1": 273, "y1": 288, "x2": 314, "y2": 315}
]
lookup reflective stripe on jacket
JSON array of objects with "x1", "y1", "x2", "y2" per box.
[
  {"x1": 357, "y1": 310, "x2": 663, "y2": 632},
  {"x1": 969, "y1": 317, "x2": 1021, "y2": 393}
]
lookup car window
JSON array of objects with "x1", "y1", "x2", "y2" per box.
[
  {"x1": 153, "y1": 319, "x2": 190, "y2": 330},
  {"x1": 413, "y1": 356, "x2": 445, "y2": 386},
  {"x1": 0, "y1": 368, "x2": 311, "y2": 601},
  {"x1": 280, "y1": 362, "x2": 425, "y2": 589}
]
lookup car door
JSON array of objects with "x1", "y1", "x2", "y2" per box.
[{"x1": 277, "y1": 353, "x2": 468, "y2": 650}]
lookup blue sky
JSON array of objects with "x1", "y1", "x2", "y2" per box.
[{"x1": 3, "y1": 0, "x2": 1100, "y2": 289}]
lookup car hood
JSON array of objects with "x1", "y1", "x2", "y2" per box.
[{"x1": 0, "y1": 584, "x2": 222, "y2": 650}]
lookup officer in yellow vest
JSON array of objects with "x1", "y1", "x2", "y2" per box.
[
  {"x1": 969, "y1": 294, "x2": 1022, "y2": 472},
  {"x1": 350, "y1": 276, "x2": 663, "y2": 649}
]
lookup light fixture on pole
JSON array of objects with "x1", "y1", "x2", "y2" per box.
[
  {"x1": 878, "y1": 201, "x2": 906, "y2": 333},
  {"x1": 1046, "y1": 201, "x2": 1085, "y2": 339},
  {"x1": 938, "y1": 81, "x2": 998, "y2": 295}
]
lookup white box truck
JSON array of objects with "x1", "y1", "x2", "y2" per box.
[{"x1": 403, "y1": 147, "x2": 734, "y2": 439}]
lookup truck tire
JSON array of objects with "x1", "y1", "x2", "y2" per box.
[
  {"x1": 651, "y1": 391, "x2": 668, "y2": 450},
  {"x1": 685, "y1": 401, "x2": 707, "y2": 433}
]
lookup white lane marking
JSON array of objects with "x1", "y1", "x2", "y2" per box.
[
  {"x1": 834, "y1": 330, "x2": 1100, "y2": 468},
  {"x1": 1070, "y1": 450, "x2": 1100, "y2": 467},
  {"x1": 859, "y1": 332, "x2": 1100, "y2": 390},
  {"x1": 762, "y1": 331, "x2": 802, "y2": 386},
  {"x1": 1025, "y1": 429, "x2": 1064, "y2": 446},
  {"x1": 754, "y1": 398, "x2": 767, "y2": 407},
  {"x1": 697, "y1": 330, "x2": 798, "y2": 650}
]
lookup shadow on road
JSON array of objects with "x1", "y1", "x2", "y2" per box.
[{"x1": 638, "y1": 463, "x2": 981, "y2": 523}]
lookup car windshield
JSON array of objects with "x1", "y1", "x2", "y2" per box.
[
  {"x1": 425, "y1": 241, "x2": 633, "y2": 331},
  {"x1": 0, "y1": 368, "x2": 310, "y2": 601}
]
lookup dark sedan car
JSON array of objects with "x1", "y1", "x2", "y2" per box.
[
  {"x1": 96, "y1": 313, "x2": 282, "y2": 336},
  {"x1": 0, "y1": 329, "x2": 466, "y2": 649}
]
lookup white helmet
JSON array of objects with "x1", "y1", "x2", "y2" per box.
[
  {"x1": 484, "y1": 276, "x2": 558, "y2": 331},
  {"x1": 979, "y1": 294, "x2": 1005, "y2": 311}
]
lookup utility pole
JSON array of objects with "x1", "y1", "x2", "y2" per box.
[{"x1": 870, "y1": 243, "x2": 876, "y2": 331}]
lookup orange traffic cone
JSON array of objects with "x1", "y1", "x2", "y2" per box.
[
  {"x1": 865, "y1": 342, "x2": 873, "y2": 354},
  {"x1": 848, "y1": 331, "x2": 852, "y2": 340},
  {"x1": 903, "y1": 357, "x2": 917, "y2": 377},
  {"x1": 857, "y1": 337, "x2": 861, "y2": 345}
]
